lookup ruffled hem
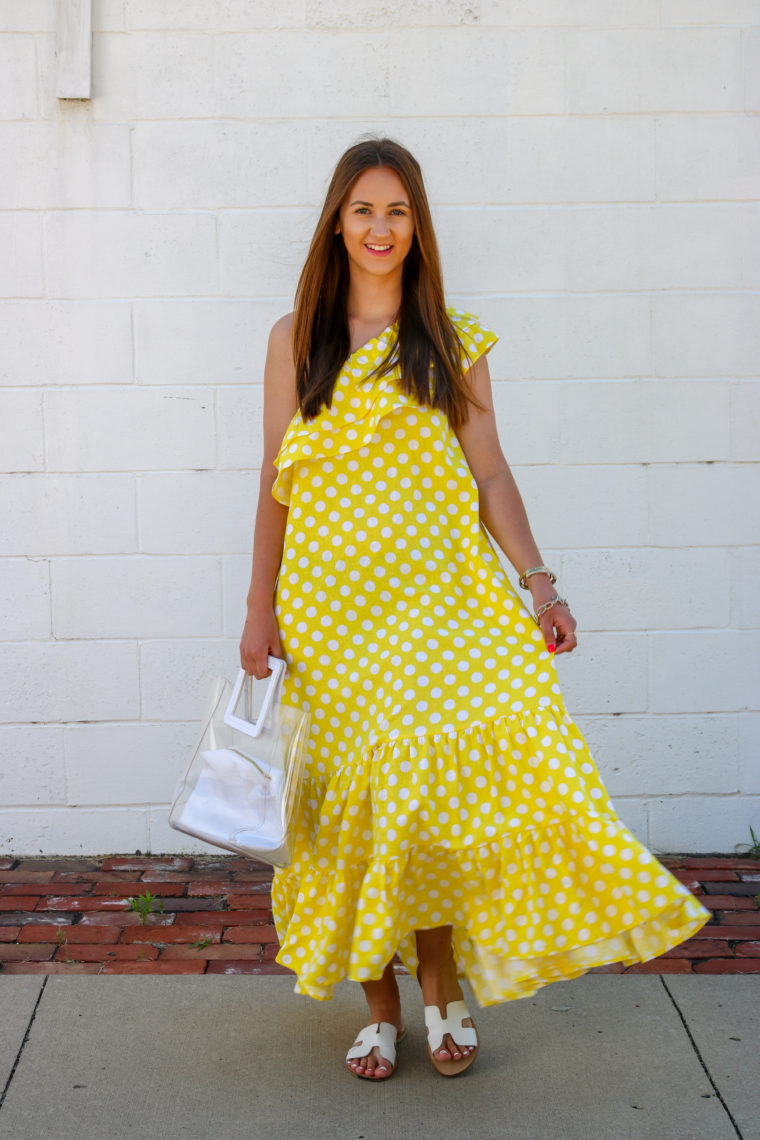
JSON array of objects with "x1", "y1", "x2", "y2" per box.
[
  {"x1": 273, "y1": 819, "x2": 711, "y2": 1005},
  {"x1": 271, "y1": 701, "x2": 713, "y2": 1005},
  {"x1": 446, "y1": 894, "x2": 711, "y2": 1006}
]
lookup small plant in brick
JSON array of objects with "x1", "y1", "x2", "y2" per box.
[
  {"x1": 746, "y1": 827, "x2": 760, "y2": 908},
  {"x1": 189, "y1": 936, "x2": 213, "y2": 951},
  {"x1": 54, "y1": 925, "x2": 73, "y2": 964},
  {"x1": 126, "y1": 890, "x2": 166, "y2": 924}
]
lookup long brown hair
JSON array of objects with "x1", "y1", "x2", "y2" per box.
[{"x1": 292, "y1": 137, "x2": 487, "y2": 429}]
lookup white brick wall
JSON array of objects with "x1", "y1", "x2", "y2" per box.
[
  {"x1": 1, "y1": 0, "x2": 758, "y2": 856},
  {"x1": 0, "y1": 301, "x2": 133, "y2": 385},
  {"x1": 0, "y1": 122, "x2": 132, "y2": 209},
  {"x1": 44, "y1": 212, "x2": 219, "y2": 297}
]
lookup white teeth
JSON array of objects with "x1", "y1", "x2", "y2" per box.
[{"x1": 366, "y1": 243, "x2": 392, "y2": 251}]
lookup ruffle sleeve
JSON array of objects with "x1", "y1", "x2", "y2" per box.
[{"x1": 448, "y1": 308, "x2": 499, "y2": 371}]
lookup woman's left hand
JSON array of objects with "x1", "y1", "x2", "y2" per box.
[
  {"x1": 541, "y1": 602, "x2": 578, "y2": 656},
  {"x1": 529, "y1": 581, "x2": 578, "y2": 655}
]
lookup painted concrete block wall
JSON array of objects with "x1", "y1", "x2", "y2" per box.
[{"x1": 1, "y1": 0, "x2": 758, "y2": 856}]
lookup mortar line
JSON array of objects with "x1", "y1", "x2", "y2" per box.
[
  {"x1": 659, "y1": 975, "x2": 744, "y2": 1140},
  {"x1": 0, "y1": 975, "x2": 48, "y2": 1114}
]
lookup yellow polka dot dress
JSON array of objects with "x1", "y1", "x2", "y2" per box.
[{"x1": 269, "y1": 307, "x2": 711, "y2": 1006}]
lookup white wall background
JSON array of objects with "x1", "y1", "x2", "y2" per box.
[{"x1": 1, "y1": 0, "x2": 758, "y2": 857}]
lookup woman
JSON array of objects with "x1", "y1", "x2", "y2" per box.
[{"x1": 239, "y1": 137, "x2": 711, "y2": 1080}]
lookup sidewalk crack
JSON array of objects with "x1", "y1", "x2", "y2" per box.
[
  {"x1": 0, "y1": 976, "x2": 48, "y2": 1114},
  {"x1": 660, "y1": 975, "x2": 744, "y2": 1140}
]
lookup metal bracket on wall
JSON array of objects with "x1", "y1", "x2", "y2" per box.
[{"x1": 55, "y1": 0, "x2": 92, "y2": 99}]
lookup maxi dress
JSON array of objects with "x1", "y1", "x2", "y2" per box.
[{"x1": 268, "y1": 308, "x2": 711, "y2": 1006}]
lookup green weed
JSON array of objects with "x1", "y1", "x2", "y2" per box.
[
  {"x1": 53, "y1": 924, "x2": 73, "y2": 963},
  {"x1": 189, "y1": 936, "x2": 213, "y2": 951},
  {"x1": 126, "y1": 890, "x2": 165, "y2": 925}
]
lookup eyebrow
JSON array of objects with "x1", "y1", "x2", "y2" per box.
[{"x1": 349, "y1": 199, "x2": 411, "y2": 208}]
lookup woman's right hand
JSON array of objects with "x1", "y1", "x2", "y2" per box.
[{"x1": 239, "y1": 602, "x2": 284, "y2": 679}]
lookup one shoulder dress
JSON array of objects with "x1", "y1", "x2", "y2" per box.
[{"x1": 268, "y1": 307, "x2": 711, "y2": 1006}]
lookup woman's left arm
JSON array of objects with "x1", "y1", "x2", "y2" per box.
[{"x1": 453, "y1": 353, "x2": 578, "y2": 655}]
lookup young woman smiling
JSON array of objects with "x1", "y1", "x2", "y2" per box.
[{"x1": 239, "y1": 137, "x2": 711, "y2": 1081}]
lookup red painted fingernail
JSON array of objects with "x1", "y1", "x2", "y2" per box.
[{"x1": 547, "y1": 643, "x2": 555, "y2": 653}]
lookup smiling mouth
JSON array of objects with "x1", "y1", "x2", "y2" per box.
[{"x1": 365, "y1": 243, "x2": 393, "y2": 253}]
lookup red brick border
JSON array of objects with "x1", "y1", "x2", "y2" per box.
[{"x1": 0, "y1": 853, "x2": 758, "y2": 975}]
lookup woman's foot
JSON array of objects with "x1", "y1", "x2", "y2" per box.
[
  {"x1": 416, "y1": 930, "x2": 476, "y2": 1065},
  {"x1": 345, "y1": 1018, "x2": 406, "y2": 1079},
  {"x1": 422, "y1": 1000, "x2": 479, "y2": 1077},
  {"x1": 418, "y1": 966, "x2": 476, "y2": 1063},
  {"x1": 346, "y1": 962, "x2": 405, "y2": 1079}
]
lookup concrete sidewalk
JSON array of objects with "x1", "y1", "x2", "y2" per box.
[{"x1": 1, "y1": 975, "x2": 757, "y2": 1140}]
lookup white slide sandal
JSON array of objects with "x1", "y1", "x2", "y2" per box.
[
  {"x1": 345, "y1": 1021, "x2": 406, "y2": 1080},
  {"x1": 424, "y1": 1000, "x2": 479, "y2": 1077}
]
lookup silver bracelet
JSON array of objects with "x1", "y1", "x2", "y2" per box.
[
  {"x1": 519, "y1": 565, "x2": 557, "y2": 590},
  {"x1": 533, "y1": 594, "x2": 569, "y2": 623}
]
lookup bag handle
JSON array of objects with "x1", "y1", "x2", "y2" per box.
[{"x1": 224, "y1": 657, "x2": 287, "y2": 739}]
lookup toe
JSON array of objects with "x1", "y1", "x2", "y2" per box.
[
  {"x1": 374, "y1": 1051, "x2": 393, "y2": 1078},
  {"x1": 370, "y1": 1043, "x2": 394, "y2": 1078}
]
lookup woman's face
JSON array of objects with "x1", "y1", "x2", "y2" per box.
[{"x1": 335, "y1": 166, "x2": 415, "y2": 279}]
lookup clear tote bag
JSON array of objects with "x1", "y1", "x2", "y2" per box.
[{"x1": 169, "y1": 658, "x2": 311, "y2": 868}]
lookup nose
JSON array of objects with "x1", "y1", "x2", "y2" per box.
[{"x1": 371, "y1": 217, "x2": 390, "y2": 237}]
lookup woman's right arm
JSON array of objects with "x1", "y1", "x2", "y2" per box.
[{"x1": 239, "y1": 314, "x2": 298, "y2": 679}]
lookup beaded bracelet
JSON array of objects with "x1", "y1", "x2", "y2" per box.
[
  {"x1": 519, "y1": 565, "x2": 557, "y2": 590},
  {"x1": 533, "y1": 594, "x2": 569, "y2": 623}
]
